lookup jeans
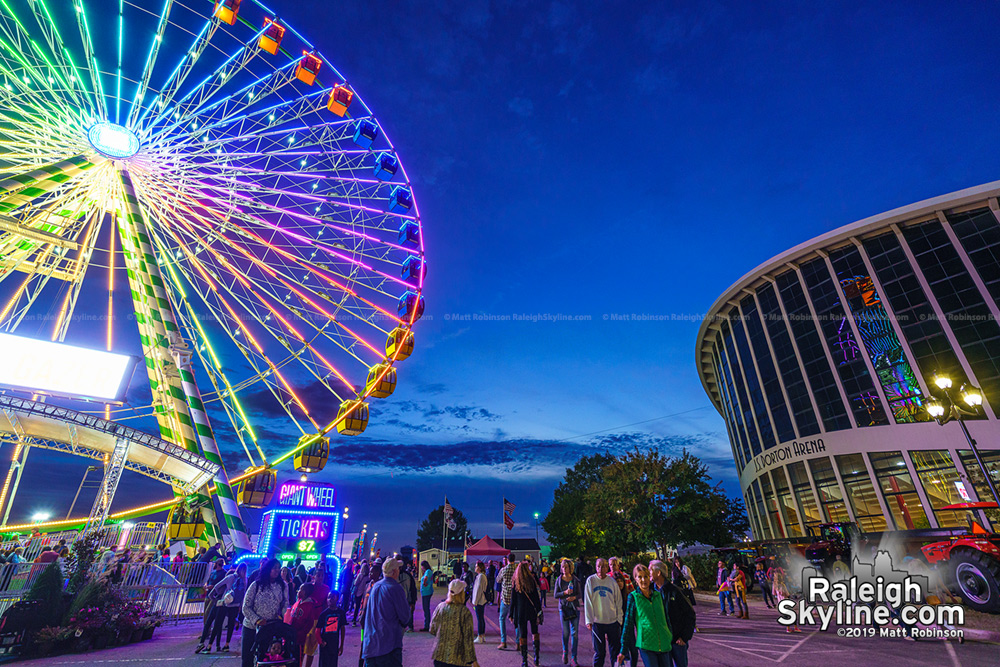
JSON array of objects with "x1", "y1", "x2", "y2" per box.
[
  {"x1": 760, "y1": 582, "x2": 775, "y2": 607},
  {"x1": 499, "y1": 601, "x2": 511, "y2": 643},
  {"x1": 560, "y1": 612, "x2": 579, "y2": 660},
  {"x1": 200, "y1": 600, "x2": 218, "y2": 642},
  {"x1": 209, "y1": 606, "x2": 238, "y2": 647},
  {"x1": 240, "y1": 626, "x2": 256, "y2": 667},
  {"x1": 669, "y1": 642, "x2": 688, "y2": 667},
  {"x1": 718, "y1": 591, "x2": 734, "y2": 613},
  {"x1": 541, "y1": 590, "x2": 547, "y2": 607},
  {"x1": 364, "y1": 648, "x2": 403, "y2": 667},
  {"x1": 592, "y1": 621, "x2": 621, "y2": 666},
  {"x1": 352, "y1": 596, "x2": 363, "y2": 623},
  {"x1": 422, "y1": 594, "x2": 433, "y2": 630},
  {"x1": 638, "y1": 648, "x2": 671, "y2": 667},
  {"x1": 475, "y1": 604, "x2": 486, "y2": 636}
]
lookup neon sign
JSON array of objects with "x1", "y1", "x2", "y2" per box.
[
  {"x1": 277, "y1": 482, "x2": 337, "y2": 509},
  {"x1": 277, "y1": 517, "x2": 330, "y2": 541}
]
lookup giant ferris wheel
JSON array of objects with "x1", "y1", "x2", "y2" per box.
[{"x1": 0, "y1": 0, "x2": 426, "y2": 550}]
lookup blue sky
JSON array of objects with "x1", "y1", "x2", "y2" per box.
[{"x1": 12, "y1": 0, "x2": 1000, "y2": 552}]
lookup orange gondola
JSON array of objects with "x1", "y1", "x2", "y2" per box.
[
  {"x1": 259, "y1": 19, "x2": 285, "y2": 55},
  {"x1": 214, "y1": 0, "x2": 241, "y2": 25},
  {"x1": 327, "y1": 85, "x2": 354, "y2": 117},
  {"x1": 296, "y1": 52, "x2": 322, "y2": 85}
]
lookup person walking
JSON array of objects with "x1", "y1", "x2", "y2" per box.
[
  {"x1": 609, "y1": 558, "x2": 636, "y2": 667},
  {"x1": 509, "y1": 562, "x2": 542, "y2": 667},
  {"x1": 754, "y1": 562, "x2": 774, "y2": 609},
  {"x1": 196, "y1": 558, "x2": 229, "y2": 654},
  {"x1": 361, "y1": 558, "x2": 411, "y2": 667},
  {"x1": 241, "y1": 558, "x2": 289, "y2": 667},
  {"x1": 291, "y1": 583, "x2": 322, "y2": 667},
  {"x1": 585, "y1": 558, "x2": 622, "y2": 667},
  {"x1": 727, "y1": 564, "x2": 748, "y2": 619},
  {"x1": 617, "y1": 564, "x2": 672, "y2": 667},
  {"x1": 397, "y1": 558, "x2": 417, "y2": 631},
  {"x1": 554, "y1": 558, "x2": 581, "y2": 667},
  {"x1": 311, "y1": 563, "x2": 331, "y2": 608},
  {"x1": 208, "y1": 562, "x2": 247, "y2": 653},
  {"x1": 539, "y1": 571, "x2": 550, "y2": 607},
  {"x1": 670, "y1": 556, "x2": 696, "y2": 609},
  {"x1": 430, "y1": 579, "x2": 480, "y2": 667},
  {"x1": 496, "y1": 553, "x2": 517, "y2": 650},
  {"x1": 715, "y1": 561, "x2": 734, "y2": 616},
  {"x1": 648, "y1": 561, "x2": 695, "y2": 667},
  {"x1": 486, "y1": 561, "x2": 497, "y2": 605},
  {"x1": 318, "y1": 591, "x2": 346, "y2": 667},
  {"x1": 352, "y1": 562, "x2": 371, "y2": 626},
  {"x1": 419, "y1": 560, "x2": 435, "y2": 632},
  {"x1": 340, "y1": 561, "x2": 356, "y2": 613},
  {"x1": 471, "y1": 561, "x2": 488, "y2": 643},
  {"x1": 772, "y1": 570, "x2": 799, "y2": 633}
]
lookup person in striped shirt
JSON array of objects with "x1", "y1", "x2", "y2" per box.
[{"x1": 496, "y1": 553, "x2": 517, "y2": 650}]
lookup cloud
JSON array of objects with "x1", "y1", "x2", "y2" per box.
[
  {"x1": 240, "y1": 378, "x2": 355, "y2": 420},
  {"x1": 507, "y1": 97, "x2": 535, "y2": 118}
]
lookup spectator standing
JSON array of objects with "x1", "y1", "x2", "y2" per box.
[
  {"x1": 496, "y1": 553, "x2": 517, "y2": 650},
  {"x1": 584, "y1": 558, "x2": 622, "y2": 667},
  {"x1": 291, "y1": 582, "x2": 322, "y2": 667},
  {"x1": 671, "y1": 556, "x2": 696, "y2": 608},
  {"x1": 196, "y1": 558, "x2": 228, "y2": 654},
  {"x1": 486, "y1": 561, "x2": 497, "y2": 605},
  {"x1": 361, "y1": 558, "x2": 410, "y2": 667},
  {"x1": 311, "y1": 563, "x2": 331, "y2": 608},
  {"x1": 539, "y1": 571, "x2": 550, "y2": 607},
  {"x1": 715, "y1": 561, "x2": 734, "y2": 616},
  {"x1": 352, "y1": 562, "x2": 371, "y2": 626},
  {"x1": 430, "y1": 579, "x2": 480, "y2": 667},
  {"x1": 648, "y1": 560, "x2": 695, "y2": 667},
  {"x1": 554, "y1": 558, "x2": 581, "y2": 667},
  {"x1": 208, "y1": 562, "x2": 247, "y2": 653},
  {"x1": 509, "y1": 563, "x2": 542, "y2": 667},
  {"x1": 471, "y1": 561, "x2": 488, "y2": 643},
  {"x1": 419, "y1": 560, "x2": 435, "y2": 632},
  {"x1": 397, "y1": 558, "x2": 417, "y2": 631},
  {"x1": 727, "y1": 565, "x2": 748, "y2": 619},
  {"x1": 617, "y1": 564, "x2": 671, "y2": 667},
  {"x1": 317, "y1": 591, "x2": 346, "y2": 667},
  {"x1": 754, "y1": 562, "x2": 774, "y2": 609},
  {"x1": 608, "y1": 558, "x2": 636, "y2": 667},
  {"x1": 241, "y1": 558, "x2": 289, "y2": 667},
  {"x1": 340, "y1": 561, "x2": 356, "y2": 611}
]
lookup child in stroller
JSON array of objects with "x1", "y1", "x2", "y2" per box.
[{"x1": 252, "y1": 620, "x2": 298, "y2": 666}]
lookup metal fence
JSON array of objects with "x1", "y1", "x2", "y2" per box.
[{"x1": 0, "y1": 523, "x2": 167, "y2": 563}]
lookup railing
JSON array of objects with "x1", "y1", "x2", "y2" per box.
[
  {"x1": 0, "y1": 523, "x2": 167, "y2": 563},
  {"x1": 0, "y1": 559, "x2": 214, "y2": 620}
]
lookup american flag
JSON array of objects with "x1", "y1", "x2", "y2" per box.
[
  {"x1": 504, "y1": 512, "x2": 514, "y2": 530},
  {"x1": 503, "y1": 498, "x2": 516, "y2": 513},
  {"x1": 444, "y1": 498, "x2": 454, "y2": 516}
]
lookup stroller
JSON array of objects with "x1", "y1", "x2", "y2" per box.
[{"x1": 252, "y1": 620, "x2": 298, "y2": 666}]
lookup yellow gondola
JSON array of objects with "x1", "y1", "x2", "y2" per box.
[
  {"x1": 294, "y1": 435, "x2": 329, "y2": 473},
  {"x1": 336, "y1": 399, "x2": 369, "y2": 436},
  {"x1": 385, "y1": 327, "x2": 414, "y2": 361},
  {"x1": 365, "y1": 364, "x2": 397, "y2": 399},
  {"x1": 237, "y1": 468, "x2": 277, "y2": 508},
  {"x1": 167, "y1": 499, "x2": 205, "y2": 541}
]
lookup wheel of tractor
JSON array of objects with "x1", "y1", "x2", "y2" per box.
[{"x1": 950, "y1": 548, "x2": 1000, "y2": 613}]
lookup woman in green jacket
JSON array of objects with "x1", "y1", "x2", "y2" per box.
[{"x1": 617, "y1": 564, "x2": 672, "y2": 667}]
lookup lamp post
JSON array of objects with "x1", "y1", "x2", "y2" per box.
[
  {"x1": 926, "y1": 374, "x2": 1000, "y2": 507},
  {"x1": 340, "y1": 507, "x2": 349, "y2": 559},
  {"x1": 533, "y1": 512, "x2": 539, "y2": 545},
  {"x1": 66, "y1": 465, "x2": 99, "y2": 519}
]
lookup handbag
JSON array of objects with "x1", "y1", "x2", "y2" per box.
[{"x1": 223, "y1": 590, "x2": 235, "y2": 605}]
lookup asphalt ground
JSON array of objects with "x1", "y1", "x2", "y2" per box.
[{"x1": 20, "y1": 590, "x2": 999, "y2": 666}]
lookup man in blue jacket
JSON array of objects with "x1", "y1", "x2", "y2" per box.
[{"x1": 361, "y1": 558, "x2": 411, "y2": 667}]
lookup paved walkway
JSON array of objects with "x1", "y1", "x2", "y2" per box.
[{"x1": 22, "y1": 592, "x2": 998, "y2": 666}]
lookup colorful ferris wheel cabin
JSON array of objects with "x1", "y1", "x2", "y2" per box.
[
  {"x1": 238, "y1": 468, "x2": 278, "y2": 508},
  {"x1": 353, "y1": 120, "x2": 379, "y2": 149},
  {"x1": 366, "y1": 363, "x2": 397, "y2": 398},
  {"x1": 398, "y1": 221, "x2": 420, "y2": 248},
  {"x1": 401, "y1": 256, "x2": 425, "y2": 285},
  {"x1": 294, "y1": 435, "x2": 329, "y2": 473},
  {"x1": 259, "y1": 19, "x2": 286, "y2": 55},
  {"x1": 389, "y1": 186, "x2": 412, "y2": 214},
  {"x1": 296, "y1": 53, "x2": 323, "y2": 85},
  {"x1": 397, "y1": 291, "x2": 425, "y2": 323},
  {"x1": 167, "y1": 499, "x2": 206, "y2": 541},
  {"x1": 336, "y1": 400, "x2": 369, "y2": 436},
  {"x1": 214, "y1": 0, "x2": 241, "y2": 25},
  {"x1": 374, "y1": 152, "x2": 398, "y2": 181},
  {"x1": 386, "y1": 327, "x2": 414, "y2": 361},
  {"x1": 327, "y1": 85, "x2": 354, "y2": 116}
]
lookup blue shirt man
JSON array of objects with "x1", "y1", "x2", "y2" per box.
[{"x1": 362, "y1": 559, "x2": 410, "y2": 667}]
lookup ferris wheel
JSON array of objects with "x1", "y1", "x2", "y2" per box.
[{"x1": 0, "y1": 0, "x2": 425, "y2": 550}]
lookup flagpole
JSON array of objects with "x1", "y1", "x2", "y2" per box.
[{"x1": 502, "y1": 496, "x2": 506, "y2": 550}]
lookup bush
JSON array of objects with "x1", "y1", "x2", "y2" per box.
[
  {"x1": 682, "y1": 553, "x2": 717, "y2": 592},
  {"x1": 68, "y1": 529, "x2": 105, "y2": 594},
  {"x1": 26, "y1": 563, "x2": 64, "y2": 628}
]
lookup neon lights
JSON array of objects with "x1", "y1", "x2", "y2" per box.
[
  {"x1": 276, "y1": 517, "x2": 329, "y2": 540},
  {"x1": 277, "y1": 481, "x2": 336, "y2": 508},
  {"x1": 87, "y1": 122, "x2": 140, "y2": 158}
]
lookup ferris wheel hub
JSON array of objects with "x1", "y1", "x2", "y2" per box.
[{"x1": 87, "y1": 121, "x2": 140, "y2": 159}]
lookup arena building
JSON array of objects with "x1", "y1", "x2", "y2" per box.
[{"x1": 696, "y1": 182, "x2": 1000, "y2": 539}]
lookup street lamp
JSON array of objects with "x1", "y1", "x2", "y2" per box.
[
  {"x1": 339, "y1": 507, "x2": 349, "y2": 559},
  {"x1": 926, "y1": 374, "x2": 1000, "y2": 507},
  {"x1": 31, "y1": 512, "x2": 50, "y2": 523},
  {"x1": 533, "y1": 512, "x2": 540, "y2": 545},
  {"x1": 66, "y1": 465, "x2": 99, "y2": 519}
]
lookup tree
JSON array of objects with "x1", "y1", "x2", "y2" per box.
[
  {"x1": 540, "y1": 452, "x2": 617, "y2": 558},
  {"x1": 416, "y1": 505, "x2": 475, "y2": 552}
]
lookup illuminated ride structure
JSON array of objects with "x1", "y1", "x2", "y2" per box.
[{"x1": 0, "y1": 0, "x2": 425, "y2": 549}]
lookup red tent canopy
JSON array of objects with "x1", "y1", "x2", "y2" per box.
[{"x1": 465, "y1": 535, "x2": 510, "y2": 557}]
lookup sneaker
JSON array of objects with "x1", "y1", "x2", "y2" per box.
[
  {"x1": 194, "y1": 644, "x2": 204, "y2": 654},
  {"x1": 198, "y1": 646, "x2": 212, "y2": 654},
  {"x1": 498, "y1": 643, "x2": 508, "y2": 650},
  {"x1": 221, "y1": 645, "x2": 229, "y2": 652},
  {"x1": 473, "y1": 637, "x2": 482, "y2": 644},
  {"x1": 562, "y1": 650, "x2": 568, "y2": 664},
  {"x1": 718, "y1": 611, "x2": 727, "y2": 616}
]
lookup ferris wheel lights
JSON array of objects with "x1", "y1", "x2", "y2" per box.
[
  {"x1": 374, "y1": 152, "x2": 398, "y2": 181},
  {"x1": 260, "y1": 19, "x2": 286, "y2": 55},
  {"x1": 366, "y1": 364, "x2": 397, "y2": 399},
  {"x1": 296, "y1": 52, "x2": 323, "y2": 86},
  {"x1": 213, "y1": 0, "x2": 241, "y2": 26},
  {"x1": 353, "y1": 119, "x2": 379, "y2": 149},
  {"x1": 398, "y1": 221, "x2": 420, "y2": 248},
  {"x1": 327, "y1": 85, "x2": 354, "y2": 117},
  {"x1": 389, "y1": 186, "x2": 413, "y2": 214},
  {"x1": 386, "y1": 328, "x2": 414, "y2": 361},
  {"x1": 397, "y1": 291, "x2": 425, "y2": 323}
]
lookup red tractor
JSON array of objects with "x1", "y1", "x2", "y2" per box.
[{"x1": 921, "y1": 502, "x2": 1000, "y2": 613}]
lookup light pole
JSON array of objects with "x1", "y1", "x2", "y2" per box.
[
  {"x1": 533, "y1": 512, "x2": 539, "y2": 545},
  {"x1": 66, "y1": 465, "x2": 99, "y2": 519},
  {"x1": 926, "y1": 374, "x2": 1000, "y2": 507},
  {"x1": 339, "y1": 507, "x2": 349, "y2": 559}
]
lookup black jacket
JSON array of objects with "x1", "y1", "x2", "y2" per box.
[
  {"x1": 656, "y1": 581, "x2": 695, "y2": 643},
  {"x1": 509, "y1": 587, "x2": 542, "y2": 625}
]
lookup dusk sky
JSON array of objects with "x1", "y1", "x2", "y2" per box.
[{"x1": 10, "y1": 1, "x2": 1000, "y2": 553}]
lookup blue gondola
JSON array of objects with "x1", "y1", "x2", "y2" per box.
[
  {"x1": 398, "y1": 221, "x2": 420, "y2": 248},
  {"x1": 374, "y1": 152, "x2": 398, "y2": 181},
  {"x1": 389, "y1": 186, "x2": 412, "y2": 214},
  {"x1": 353, "y1": 120, "x2": 379, "y2": 149},
  {"x1": 401, "y1": 256, "x2": 425, "y2": 285},
  {"x1": 397, "y1": 291, "x2": 425, "y2": 323}
]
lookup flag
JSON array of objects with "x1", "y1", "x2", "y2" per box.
[
  {"x1": 444, "y1": 498, "x2": 454, "y2": 516},
  {"x1": 503, "y1": 498, "x2": 516, "y2": 514},
  {"x1": 447, "y1": 519, "x2": 457, "y2": 531},
  {"x1": 504, "y1": 512, "x2": 514, "y2": 530}
]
